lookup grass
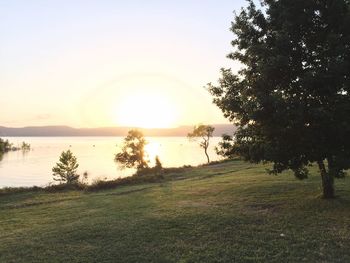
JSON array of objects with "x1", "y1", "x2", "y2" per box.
[{"x1": 1, "y1": 160, "x2": 350, "y2": 262}]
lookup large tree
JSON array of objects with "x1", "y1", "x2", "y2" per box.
[{"x1": 208, "y1": 0, "x2": 350, "y2": 198}]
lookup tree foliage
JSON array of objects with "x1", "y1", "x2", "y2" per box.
[
  {"x1": 0, "y1": 138, "x2": 12, "y2": 153},
  {"x1": 208, "y1": 0, "x2": 350, "y2": 198},
  {"x1": 21, "y1": 142, "x2": 31, "y2": 151},
  {"x1": 215, "y1": 134, "x2": 236, "y2": 158},
  {"x1": 188, "y1": 125, "x2": 215, "y2": 163},
  {"x1": 0, "y1": 138, "x2": 31, "y2": 154},
  {"x1": 115, "y1": 129, "x2": 149, "y2": 170},
  {"x1": 155, "y1": 155, "x2": 162, "y2": 170},
  {"x1": 52, "y1": 150, "x2": 80, "y2": 184}
]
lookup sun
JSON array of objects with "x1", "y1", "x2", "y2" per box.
[{"x1": 115, "y1": 92, "x2": 178, "y2": 128}]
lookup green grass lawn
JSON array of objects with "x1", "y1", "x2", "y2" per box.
[{"x1": 1, "y1": 160, "x2": 350, "y2": 262}]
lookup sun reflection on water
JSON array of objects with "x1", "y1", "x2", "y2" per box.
[{"x1": 144, "y1": 142, "x2": 161, "y2": 166}]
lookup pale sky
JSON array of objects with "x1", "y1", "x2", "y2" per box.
[{"x1": 0, "y1": 0, "x2": 246, "y2": 128}]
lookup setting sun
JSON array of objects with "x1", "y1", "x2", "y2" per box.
[{"x1": 115, "y1": 92, "x2": 178, "y2": 128}]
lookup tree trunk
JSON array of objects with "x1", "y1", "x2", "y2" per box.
[
  {"x1": 317, "y1": 160, "x2": 334, "y2": 199},
  {"x1": 204, "y1": 147, "x2": 210, "y2": 163}
]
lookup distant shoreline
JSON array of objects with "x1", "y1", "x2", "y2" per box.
[
  {"x1": 0, "y1": 124, "x2": 236, "y2": 137},
  {"x1": 0, "y1": 135, "x2": 225, "y2": 138}
]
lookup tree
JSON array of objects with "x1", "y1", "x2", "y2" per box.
[
  {"x1": 52, "y1": 150, "x2": 80, "y2": 184},
  {"x1": 215, "y1": 134, "x2": 236, "y2": 158},
  {"x1": 115, "y1": 129, "x2": 149, "y2": 170},
  {"x1": 0, "y1": 138, "x2": 31, "y2": 153},
  {"x1": 21, "y1": 142, "x2": 31, "y2": 151},
  {"x1": 188, "y1": 125, "x2": 215, "y2": 163},
  {"x1": 0, "y1": 138, "x2": 12, "y2": 153},
  {"x1": 155, "y1": 155, "x2": 162, "y2": 171},
  {"x1": 208, "y1": 0, "x2": 350, "y2": 198}
]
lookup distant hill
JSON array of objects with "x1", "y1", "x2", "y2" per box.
[{"x1": 0, "y1": 125, "x2": 236, "y2": 137}]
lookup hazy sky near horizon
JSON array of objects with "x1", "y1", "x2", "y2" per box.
[{"x1": 1, "y1": 0, "x2": 247, "y2": 128}]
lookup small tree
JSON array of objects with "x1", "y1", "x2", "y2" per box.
[
  {"x1": 155, "y1": 155, "x2": 162, "y2": 170},
  {"x1": 52, "y1": 150, "x2": 79, "y2": 184},
  {"x1": 0, "y1": 138, "x2": 12, "y2": 153},
  {"x1": 21, "y1": 142, "x2": 31, "y2": 151},
  {"x1": 188, "y1": 125, "x2": 215, "y2": 163},
  {"x1": 0, "y1": 138, "x2": 6, "y2": 161},
  {"x1": 115, "y1": 129, "x2": 149, "y2": 170}
]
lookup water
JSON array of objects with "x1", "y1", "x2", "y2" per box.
[{"x1": 0, "y1": 137, "x2": 222, "y2": 187}]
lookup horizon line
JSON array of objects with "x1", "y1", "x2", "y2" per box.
[{"x1": 0, "y1": 123, "x2": 234, "y2": 130}]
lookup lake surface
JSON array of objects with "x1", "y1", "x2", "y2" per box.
[{"x1": 0, "y1": 137, "x2": 223, "y2": 187}]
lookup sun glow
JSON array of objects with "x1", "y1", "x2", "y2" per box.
[
  {"x1": 115, "y1": 92, "x2": 178, "y2": 128},
  {"x1": 144, "y1": 141, "x2": 161, "y2": 165}
]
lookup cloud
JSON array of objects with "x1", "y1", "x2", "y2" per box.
[{"x1": 35, "y1": 114, "x2": 52, "y2": 120}]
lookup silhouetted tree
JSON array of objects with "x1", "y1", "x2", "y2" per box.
[
  {"x1": 208, "y1": 0, "x2": 350, "y2": 198},
  {"x1": 0, "y1": 138, "x2": 31, "y2": 153},
  {"x1": 21, "y1": 142, "x2": 31, "y2": 151},
  {"x1": 188, "y1": 125, "x2": 215, "y2": 163},
  {"x1": 155, "y1": 155, "x2": 162, "y2": 170},
  {"x1": 115, "y1": 129, "x2": 149, "y2": 170},
  {"x1": 52, "y1": 150, "x2": 80, "y2": 184},
  {"x1": 0, "y1": 138, "x2": 12, "y2": 153}
]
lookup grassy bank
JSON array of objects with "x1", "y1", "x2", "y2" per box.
[{"x1": 1, "y1": 160, "x2": 350, "y2": 262}]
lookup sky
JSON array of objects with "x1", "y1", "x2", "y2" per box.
[{"x1": 0, "y1": 0, "x2": 247, "y2": 128}]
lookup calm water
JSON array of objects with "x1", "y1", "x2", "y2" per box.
[{"x1": 0, "y1": 137, "x2": 222, "y2": 187}]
